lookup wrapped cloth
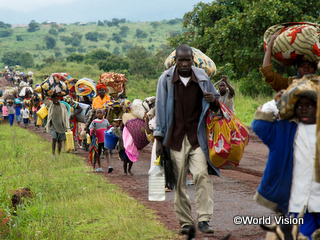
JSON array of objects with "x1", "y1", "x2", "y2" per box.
[
  {"x1": 52, "y1": 72, "x2": 69, "y2": 82},
  {"x1": 19, "y1": 87, "x2": 33, "y2": 98},
  {"x1": 125, "y1": 118, "x2": 149, "y2": 150},
  {"x1": 99, "y1": 72, "x2": 127, "y2": 94},
  {"x1": 276, "y1": 75, "x2": 319, "y2": 120},
  {"x1": 75, "y1": 78, "x2": 97, "y2": 99},
  {"x1": 206, "y1": 101, "x2": 249, "y2": 169},
  {"x1": 131, "y1": 97, "x2": 155, "y2": 120},
  {"x1": 264, "y1": 22, "x2": 320, "y2": 67},
  {"x1": 164, "y1": 47, "x2": 217, "y2": 78},
  {"x1": 41, "y1": 74, "x2": 69, "y2": 97}
]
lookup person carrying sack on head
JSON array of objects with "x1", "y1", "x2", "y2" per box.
[{"x1": 154, "y1": 44, "x2": 221, "y2": 236}]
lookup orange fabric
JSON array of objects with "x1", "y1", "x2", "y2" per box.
[
  {"x1": 206, "y1": 102, "x2": 249, "y2": 169},
  {"x1": 92, "y1": 95, "x2": 110, "y2": 110}
]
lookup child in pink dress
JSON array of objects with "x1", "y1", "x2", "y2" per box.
[{"x1": 89, "y1": 108, "x2": 113, "y2": 173}]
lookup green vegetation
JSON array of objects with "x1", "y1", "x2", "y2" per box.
[
  {"x1": 168, "y1": 0, "x2": 320, "y2": 96},
  {"x1": 0, "y1": 126, "x2": 176, "y2": 239},
  {"x1": 0, "y1": 19, "x2": 183, "y2": 66}
]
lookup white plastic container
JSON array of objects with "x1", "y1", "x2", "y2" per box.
[{"x1": 148, "y1": 156, "x2": 165, "y2": 201}]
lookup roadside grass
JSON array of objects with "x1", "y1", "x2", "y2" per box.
[
  {"x1": 232, "y1": 80, "x2": 271, "y2": 126},
  {"x1": 0, "y1": 126, "x2": 177, "y2": 239}
]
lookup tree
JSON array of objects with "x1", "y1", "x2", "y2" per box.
[
  {"x1": 112, "y1": 33, "x2": 123, "y2": 43},
  {"x1": 67, "y1": 53, "x2": 84, "y2": 63},
  {"x1": 99, "y1": 33, "x2": 107, "y2": 40},
  {"x1": 97, "y1": 20, "x2": 104, "y2": 26},
  {"x1": 58, "y1": 28, "x2": 66, "y2": 32},
  {"x1": 84, "y1": 48, "x2": 112, "y2": 64},
  {"x1": 45, "y1": 36, "x2": 56, "y2": 49},
  {"x1": 0, "y1": 21, "x2": 8, "y2": 29},
  {"x1": 27, "y1": 22, "x2": 40, "y2": 32},
  {"x1": 43, "y1": 56, "x2": 55, "y2": 65},
  {"x1": 150, "y1": 21, "x2": 160, "y2": 29},
  {"x1": 0, "y1": 29, "x2": 12, "y2": 37},
  {"x1": 126, "y1": 46, "x2": 162, "y2": 78},
  {"x1": 113, "y1": 46, "x2": 120, "y2": 55},
  {"x1": 1, "y1": 51, "x2": 21, "y2": 66},
  {"x1": 71, "y1": 32, "x2": 83, "y2": 41},
  {"x1": 20, "y1": 52, "x2": 35, "y2": 69},
  {"x1": 16, "y1": 35, "x2": 23, "y2": 41},
  {"x1": 119, "y1": 26, "x2": 129, "y2": 37},
  {"x1": 49, "y1": 29, "x2": 58, "y2": 36},
  {"x1": 168, "y1": 0, "x2": 320, "y2": 94},
  {"x1": 85, "y1": 32, "x2": 99, "y2": 42},
  {"x1": 135, "y1": 29, "x2": 148, "y2": 38},
  {"x1": 97, "y1": 55, "x2": 129, "y2": 72}
]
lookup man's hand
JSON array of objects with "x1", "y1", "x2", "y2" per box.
[
  {"x1": 221, "y1": 75, "x2": 228, "y2": 82},
  {"x1": 156, "y1": 140, "x2": 164, "y2": 157},
  {"x1": 204, "y1": 91, "x2": 217, "y2": 104}
]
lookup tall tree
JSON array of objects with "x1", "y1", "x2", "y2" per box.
[
  {"x1": 20, "y1": 52, "x2": 35, "y2": 69},
  {"x1": 168, "y1": 0, "x2": 320, "y2": 78}
]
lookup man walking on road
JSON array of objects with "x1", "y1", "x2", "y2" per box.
[{"x1": 154, "y1": 44, "x2": 221, "y2": 235}]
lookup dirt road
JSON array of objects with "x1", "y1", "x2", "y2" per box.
[{"x1": 1, "y1": 77, "x2": 272, "y2": 239}]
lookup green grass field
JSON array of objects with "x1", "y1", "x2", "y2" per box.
[{"x1": 0, "y1": 126, "x2": 177, "y2": 239}]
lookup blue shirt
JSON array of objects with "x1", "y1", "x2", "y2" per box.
[{"x1": 15, "y1": 106, "x2": 21, "y2": 115}]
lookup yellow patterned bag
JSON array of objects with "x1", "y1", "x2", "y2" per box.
[{"x1": 206, "y1": 102, "x2": 249, "y2": 169}]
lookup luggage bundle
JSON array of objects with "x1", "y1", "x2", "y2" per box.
[
  {"x1": 3, "y1": 87, "x2": 18, "y2": 101},
  {"x1": 99, "y1": 72, "x2": 127, "y2": 95},
  {"x1": 19, "y1": 87, "x2": 33, "y2": 99},
  {"x1": 164, "y1": 47, "x2": 217, "y2": 78},
  {"x1": 41, "y1": 74, "x2": 69, "y2": 97},
  {"x1": 264, "y1": 22, "x2": 320, "y2": 67},
  {"x1": 75, "y1": 78, "x2": 97, "y2": 99},
  {"x1": 131, "y1": 96, "x2": 155, "y2": 120}
]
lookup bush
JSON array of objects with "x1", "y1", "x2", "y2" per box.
[
  {"x1": 135, "y1": 29, "x2": 148, "y2": 38},
  {"x1": 16, "y1": 35, "x2": 23, "y2": 41},
  {"x1": 49, "y1": 29, "x2": 58, "y2": 36},
  {"x1": 58, "y1": 27, "x2": 66, "y2": 32},
  {"x1": 65, "y1": 47, "x2": 77, "y2": 53},
  {"x1": 67, "y1": 53, "x2": 84, "y2": 63},
  {"x1": 44, "y1": 36, "x2": 56, "y2": 49},
  {"x1": 99, "y1": 33, "x2": 107, "y2": 40},
  {"x1": 0, "y1": 29, "x2": 12, "y2": 37},
  {"x1": 85, "y1": 32, "x2": 99, "y2": 42},
  {"x1": 238, "y1": 69, "x2": 274, "y2": 97}
]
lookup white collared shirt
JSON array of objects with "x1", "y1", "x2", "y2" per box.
[{"x1": 288, "y1": 122, "x2": 320, "y2": 213}]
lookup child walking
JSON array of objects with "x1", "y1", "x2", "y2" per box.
[
  {"x1": 21, "y1": 105, "x2": 30, "y2": 128},
  {"x1": 113, "y1": 119, "x2": 133, "y2": 175},
  {"x1": 89, "y1": 108, "x2": 113, "y2": 173},
  {"x1": 7, "y1": 101, "x2": 15, "y2": 126},
  {"x1": 252, "y1": 78, "x2": 320, "y2": 239},
  {"x1": 42, "y1": 89, "x2": 70, "y2": 158}
]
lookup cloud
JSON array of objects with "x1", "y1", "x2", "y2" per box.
[{"x1": 0, "y1": 0, "x2": 77, "y2": 12}]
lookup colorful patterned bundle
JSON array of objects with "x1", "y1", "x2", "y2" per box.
[
  {"x1": 41, "y1": 74, "x2": 69, "y2": 97},
  {"x1": 99, "y1": 72, "x2": 127, "y2": 94},
  {"x1": 206, "y1": 102, "x2": 249, "y2": 169},
  {"x1": 164, "y1": 47, "x2": 217, "y2": 78},
  {"x1": 75, "y1": 78, "x2": 96, "y2": 99},
  {"x1": 264, "y1": 22, "x2": 320, "y2": 66}
]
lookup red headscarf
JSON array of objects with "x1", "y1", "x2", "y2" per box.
[{"x1": 96, "y1": 83, "x2": 107, "y2": 91}]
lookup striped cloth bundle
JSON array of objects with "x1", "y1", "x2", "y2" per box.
[{"x1": 264, "y1": 22, "x2": 320, "y2": 67}]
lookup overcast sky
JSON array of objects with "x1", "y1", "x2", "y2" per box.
[{"x1": 0, "y1": 0, "x2": 212, "y2": 25}]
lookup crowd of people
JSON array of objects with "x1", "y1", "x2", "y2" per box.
[{"x1": 1, "y1": 39, "x2": 319, "y2": 239}]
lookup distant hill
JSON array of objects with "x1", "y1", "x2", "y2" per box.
[{"x1": 0, "y1": 19, "x2": 184, "y2": 66}]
